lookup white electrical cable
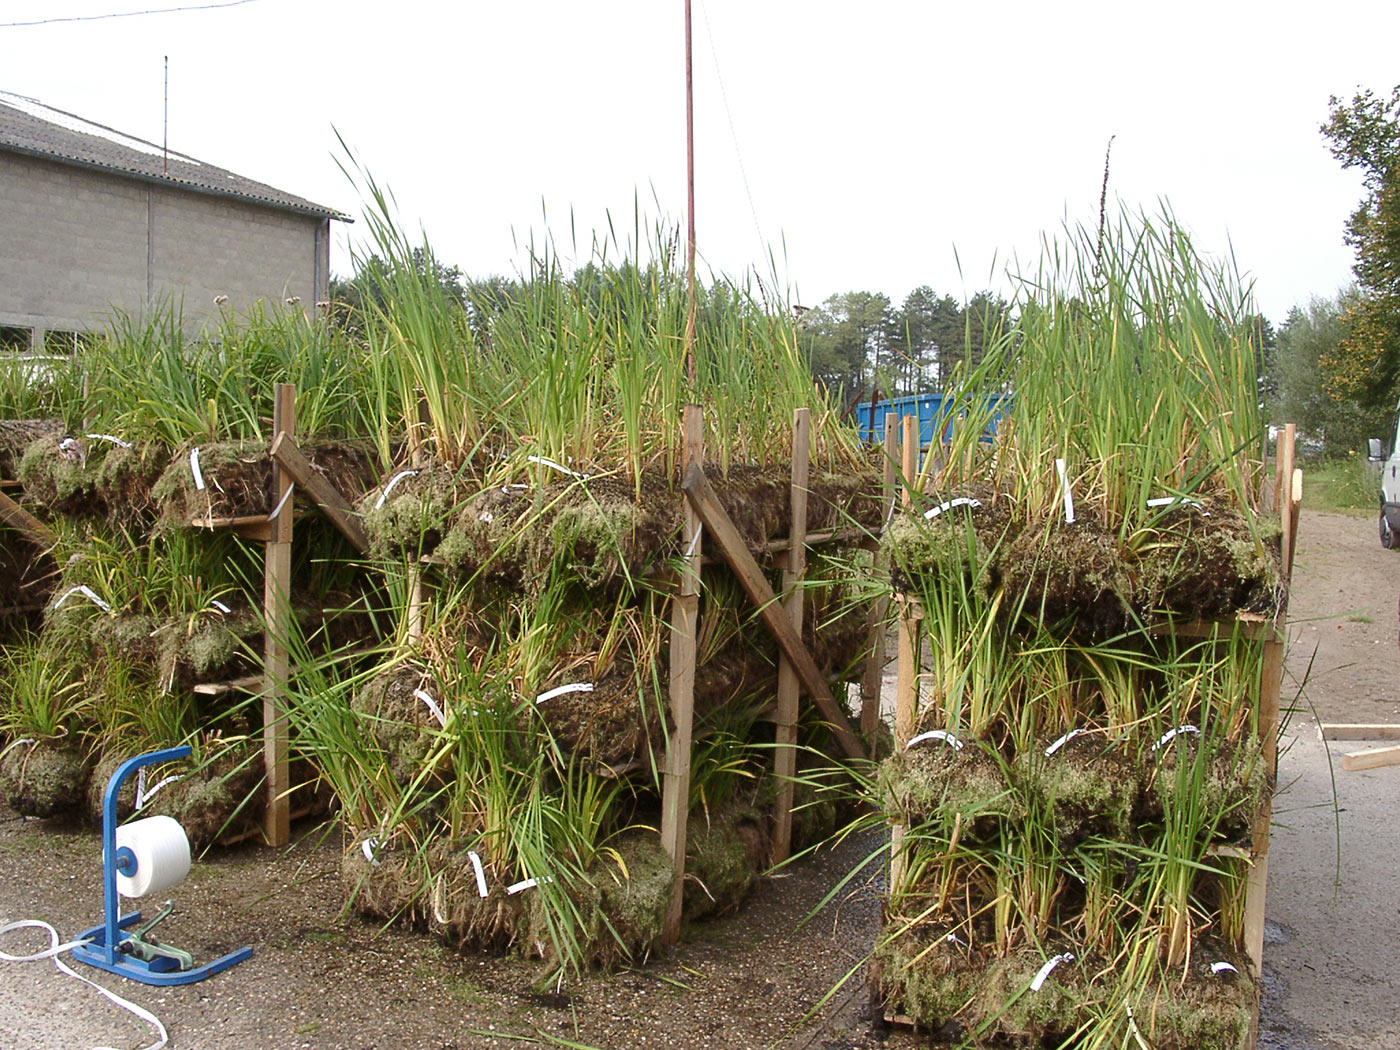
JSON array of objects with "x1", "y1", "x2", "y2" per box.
[
  {"x1": 373, "y1": 469, "x2": 418, "y2": 510},
  {"x1": 0, "y1": 919, "x2": 168, "y2": 1050}
]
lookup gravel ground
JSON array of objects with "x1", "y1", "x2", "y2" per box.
[{"x1": 1, "y1": 505, "x2": 1397, "y2": 1049}]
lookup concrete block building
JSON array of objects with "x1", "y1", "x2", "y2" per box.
[{"x1": 0, "y1": 92, "x2": 346, "y2": 350}]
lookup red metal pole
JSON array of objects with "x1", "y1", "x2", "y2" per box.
[{"x1": 684, "y1": 0, "x2": 697, "y2": 385}]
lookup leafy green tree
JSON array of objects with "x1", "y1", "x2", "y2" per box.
[
  {"x1": 799, "y1": 291, "x2": 894, "y2": 401},
  {"x1": 1320, "y1": 86, "x2": 1400, "y2": 411},
  {"x1": 891, "y1": 286, "x2": 962, "y2": 392},
  {"x1": 330, "y1": 246, "x2": 469, "y2": 330},
  {"x1": 1272, "y1": 290, "x2": 1384, "y2": 455}
]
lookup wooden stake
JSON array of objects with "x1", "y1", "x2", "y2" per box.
[
  {"x1": 263, "y1": 382, "x2": 295, "y2": 848},
  {"x1": 661, "y1": 405, "x2": 703, "y2": 944},
  {"x1": 772, "y1": 408, "x2": 810, "y2": 864},
  {"x1": 859, "y1": 413, "x2": 899, "y2": 745},
  {"x1": 681, "y1": 462, "x2": 866, "y2": 762},
  {"x1": 406, "y1": 564, "x2": 424, "y2": 647}
]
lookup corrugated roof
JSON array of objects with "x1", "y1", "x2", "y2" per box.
[{"x1": 0, "y1": 91, "x2": 347, "y2": 220}]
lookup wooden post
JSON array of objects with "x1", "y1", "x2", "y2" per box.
[
  {"x1": 1244, "y1": 423, "x2": 1295, "y2": 979},
  {"x1": 263, "y1": 382, "x2": 295, "y2": 848},
  {"x1": 859, "y1": 412, "x2": 899, "y2": 744},
  {"x1": 890, "y1": 419, "x2": 922, "y2": 890},
  {"x1": 772, "y1": 408, "x2": 811, "y2": 864},
  {"x1": 406, "y1": 565, "x2": 425, "y2": 646},
  {"x1": 661, "y1": 405, "x2": 703, "y2": 944}
]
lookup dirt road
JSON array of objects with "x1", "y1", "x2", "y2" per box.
[{"x1": 1, "y1": 506, "x2": 1397, "y2": 1049}]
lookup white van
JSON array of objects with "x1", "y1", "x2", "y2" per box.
[{"x1": 1374, "y1": 421, "x2": 1400, "y2": 547}]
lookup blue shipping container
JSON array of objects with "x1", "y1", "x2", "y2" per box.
[{"x1": 853, "y1": 393, "x2": 1009, "y2": 448}]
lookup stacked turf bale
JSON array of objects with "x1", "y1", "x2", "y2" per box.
[
  {"x1": 327, "y1": 452, "x2": 881, "y2": 976},
  {"x1": 0, "y1": 308, "x2": 384, "y2": 843},
  {"x1": 873, "y1": 211, "x2": 1283, "y2": 1048},
  {"x1": 262, "y1": 199, "x2": 890, "y2": 981}
]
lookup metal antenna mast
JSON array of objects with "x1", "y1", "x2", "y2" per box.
[{"x1": 684, "y1": 0, "x2": 697, "y2": 385}]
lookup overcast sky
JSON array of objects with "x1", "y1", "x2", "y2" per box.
[{"x1": 4, "y1": 0, "x2": 1398, "y2": 322}]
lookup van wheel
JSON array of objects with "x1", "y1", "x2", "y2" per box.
[{"x1": 1382, "y1": 513, "x2": 1398, "y2": 550}]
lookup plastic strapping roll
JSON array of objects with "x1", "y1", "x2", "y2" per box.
[{"x1": 115, "y1": 816, "x2": 191, "y2": 898}]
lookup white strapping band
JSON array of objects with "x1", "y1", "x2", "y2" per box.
[
  {"x1": 1211, "y1": 961, "x2": 1238, "y2": 975},
  {"x1": 267, "y1": 483, "x2": 295, "y2": 521},
  {"x1": 210, "y1": 599, "x2": 232, "y2": 614},
  {"x1": 535, "y1": 682, "x2": 594, "y2": 705},
  {"x1": 52, "y1": 585, "x2": 111, "y2": 613},
  {"x1": 1044, "y1": 728, "x2": 1088, "y2": 756},
  {"x1": 924, "y1": 497, "x2": 982, "y2": 520},
  {"x1": 0, "y1": 919, "x2": 168, "y2": 1050},
  {"x1": 189, "y1": 447, "x2": 205, "y2": 491},
  {"x1": 1030, "y1": 952, "x2": 1074, "y2": 992},
  {"x1": 506, "y1": 875, "x2": 554, "y2": 895},
  {"x1": 361, "y1": 838, "x2": 381, "y2": 867},
  {"x1": 906, "y1": 729, "x2": 963, "y2": 751},
  {"x1": 374, "y1": 469, "x2": 418, "y2": 510},
  {"x1": 1151, "y1": 725, "x2": 1201, "y2": 752},
  {"x1": 413, "y1": 688, "x2": 447, "y2": 727},
  {"x1": 467, "y1": 851, "x2": 489, "y2": 898},
  {"x1": 684, "y1": 526, "x2": 704, "y2": 558},
  {"x1": 134, "y1": 772, "x2": 183, "y2": 811},
  {"x1": 527, "y1": 455, "x2": 588, "y2": 480},
  {"x1": 1055, "y1": 458, "x2": 1075, "y2": 524},
  {"x1": 85, "y1": 433, "x2": 132, "y2": 449}
]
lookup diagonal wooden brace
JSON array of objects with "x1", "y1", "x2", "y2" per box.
[
  {"x1": 269, "y1": 431, "x2": 370, "y2": 554},
  {"x1": 0, "y1": 489, "x2": 56, "y2": 548},
  {"x1": 681, "y1": 461, "x2": 866, "y2": 763}
]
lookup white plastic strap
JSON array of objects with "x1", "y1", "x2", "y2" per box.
[
  {"x1": 210, "y1": 599, "x2": 232, "y2": 614},
  {"x1": 1044, "y1": 728, "x2": 1088, "y2": 756},
  {"x1": 1029, "y1": 952, "x2": 1074, "y2": 991},
  {"x1": 135, "y1": 773, "x2": 183, "y2": 812},
  {"x1": 924, "y1": 497, "x2": 982, "y2": 520},
  {"x1": 535, "y1": 682, "x2": 594, "y2": 705},
  {"x1": 374, "y1": 469, "x2": 418, "y2": 510},
  {"x1": 413, "y1": 689, "x2": 447, "y2": 727},
  {"x1": 506, "y1": 875, "x2": 554, "y2": 895},
  {"x1": 943, "y1": 932, "x2": 966, "y2": 947},
  {"x1": 1147, "y1": 496, "x2": 1201, "y2": 508},
  {"x1": 361, "y1": 838, "x2": 381, "y2": 867},
  {"x1": 0, "y1": 919, "x2": 168, "y2": 1050},
  {"x1": 1151, "y1": 724, "x2": 1201, "y2": 752},
  {"x1": 189, "y1": 447, "x2": 205, "y2": 491},
  {"x1": 267, "y1": 482, "x2": 295, "y2": 521},
  {"x1": 85, "y1": 433, "x2": 132, "y2": 449},
  {"x1": 527, "y1": 455, "x2": 588, "y2": 480},
  {"x1": 52, "y1": 585, "x2": 111, "y2": 613},
  {"x1": 906, "y1": 729, "x2": 963, "y2": 751},
  {"x1": 1211, "y1": 961, "x2": 1238, "y2": 975},
  {"x1": 684, "y1": 526, "x2": 704, "y2": 558},
  {"x1": 1055, "y1": 458, "x2": 1075, "y2": 524},
  {"x1": 0, "y1": 738, "x2": 36, "y2": 761},
  {"x1": 467, "y1": 851, "x2": 489, "y2": 898}
]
